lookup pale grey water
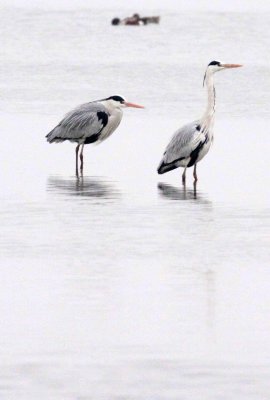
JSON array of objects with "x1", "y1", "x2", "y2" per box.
[{"x1": 0, "y1": 6, "x2": 270, "y2": 399}]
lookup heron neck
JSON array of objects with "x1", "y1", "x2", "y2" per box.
[{"x1": 200, "y1": 73, "x2": 216, "y2": 131}]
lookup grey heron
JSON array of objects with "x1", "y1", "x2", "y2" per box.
[
  {"x1": 46, "y1": 95, "x2": 144, "y2": 176},
  {"x1": 157, "y1": 61, "x2": 242, "y2": 183}
]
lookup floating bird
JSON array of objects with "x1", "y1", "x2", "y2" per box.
[
  {"x1": 157, "y1": 61, "x2": 242, "y2": 183},
  {"x1": 46, "y1": 95, "x2": 144, "y2": 175}
]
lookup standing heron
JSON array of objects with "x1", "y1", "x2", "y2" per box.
[
  {"x1": 157, "y1": 61, "x2": 242, "y2": 183},
  {"x1": 46, "y1": 95, "x2": 144, "y2": 176}
]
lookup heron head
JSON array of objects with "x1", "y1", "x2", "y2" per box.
[
  {"x1": 203, "y1": 60, "x2": 243, "y2": 85},
  {"x1": 105, "y1": 95, "x2": 126, "y2": 107},
  {"x1": 104, "y1": 95, "x2": 144, "y2": 110}
]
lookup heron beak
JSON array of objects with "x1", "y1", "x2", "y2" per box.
[
  {"x1": 221, "y1": 63, "x2": 243, "y2": 68},
  {"x1": 124, "y1": 101, "x2": 144, "y2": 109}
]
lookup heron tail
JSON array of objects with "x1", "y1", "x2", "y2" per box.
[
  {"x1": 157, "y1": 160, "x2": 179, "y2": 174},
  {"x1": 46, "y1": 126, "x2": 66, "y2": 143}
]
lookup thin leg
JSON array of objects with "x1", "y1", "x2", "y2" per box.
[
  {"x1": 182, "y1": 166, "x2": 187, "y2": 185},
  {"x1": 193, "y1": 180, "x2": 197, "y2": 199},
  {"x1": 75, "y1": 144, "x2": 80, "y2": 177},
  {"x1": 193, "y1": 164, "x2": 198, "y2": 182},
  {"x1": 80, "y1": 144, "x2": 84, "y2": 173}
]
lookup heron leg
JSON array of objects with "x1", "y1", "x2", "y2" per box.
[
  {"x1": 75, "y1": 144, "x2": 80, "y2": 177},
  {"x1": 182, "y1": 166, "x2": 187, "y2": 185},
  {"x1": 80, "y1": 144, "x2": 84, "y2": 173},
  {"x1": 193, "y1": 180, "x2": 197, "y2": 199},
  {"x1": 193, "y1": 164, "x2": 198, "y2": 182}
]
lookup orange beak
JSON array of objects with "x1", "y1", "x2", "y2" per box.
[
  {"x1": 221, "y1": 63, "x2": 243, "y2": 68},
  {"x1": 124, "y1": 101, "x2": 144, "y2": 109}
]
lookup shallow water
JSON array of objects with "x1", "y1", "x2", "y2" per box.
[{"x1": 0, "y1": 6, "x2": 270, "y2": 399}]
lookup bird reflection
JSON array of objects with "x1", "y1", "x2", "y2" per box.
[
  {"x1": 158, "y1": 182, "x2": 210, "y2": 203},
  {"x1": 171, "y1": 265, "x2": 217, "y2": 344},
  {"x1": 47, "y1": 175, "x2": 120, "y2": 199},
  {"x1": 205, "y1": 269, "x2": 216, "y2": 333}
]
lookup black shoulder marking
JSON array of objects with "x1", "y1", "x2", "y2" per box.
[
  {"x1": 187, "y1": 137, "x2": 208, "y2": 167},
  {"x1": 84, "y1": 134, "x2": 100, "y2": 144},
  {"x1": 196, "y1": 124, "x2": 201, "y2": 131},
  {"x1": 84, "y1": 113, "x2": 108, "y2": 145},
  {"x1": 97, "y1": 111, "x2": 108, "y2": 127}
]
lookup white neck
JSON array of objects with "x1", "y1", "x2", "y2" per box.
[{"x1": 200, "y1": 71, "x2": 216, "y2": 132}]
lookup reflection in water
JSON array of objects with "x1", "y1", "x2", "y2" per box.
[
  {"x1": 47, "y1": 175, "x2": 120, "y2": 199},
  {"x1": 1, "y1": 6, "x2": 270, "y2": 399},
  {"x1": 171, "y1": 264, "x2": 217, "y2": 340},
  {"x1": 205, "y1": 269, "x2": 216, "y2": 340},
  {"x1": 158, "y1": 182, "x2": 210, "y2": 203}
]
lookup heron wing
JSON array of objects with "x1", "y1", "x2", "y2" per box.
[
  {"x1": 157, "y1": 120, "x2": 207, "y2": 173},
  {"x1": 163, "y1": 121, "x2": 204, "y2": 162},
  {"x1": 46, "y1": 102, "x2": 109, "y2": 143}
]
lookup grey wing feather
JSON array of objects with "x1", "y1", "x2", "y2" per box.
[
  {"x1": 46, "y1": 102, "x2": 109, "y2": 143},
  {"x1": 157, "y1": 120, "x2": 206, "y2": 174},
  {"x1": 162, "y1": 120, "x2": 202, "y2": 164}
]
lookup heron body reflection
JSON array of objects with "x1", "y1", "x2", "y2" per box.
[
  {"x1": 47, "y1": 176, "x2": 120, "y2": 200},
  {"x1": 158, "y1": 182, "x2": 211, "y2": 205}
]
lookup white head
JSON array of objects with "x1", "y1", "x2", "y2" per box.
[
  {"x1": 101, "y1": 95, "x2": 144, "y2": 111},
  {"x1": 203, "y1": 60, "x2": 243, "y2": 85}
]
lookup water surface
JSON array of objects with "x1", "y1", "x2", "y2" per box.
[{"x1": 0, "y1": 7, "x2": 269, "y2": 399}]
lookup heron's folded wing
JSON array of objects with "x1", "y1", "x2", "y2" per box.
[
  {"x1": 162, "y1": 120, "x2": 205, "y2": 165},
  {"x1": 46, "y1": 103, "x2": 109, "y2": 142}
]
